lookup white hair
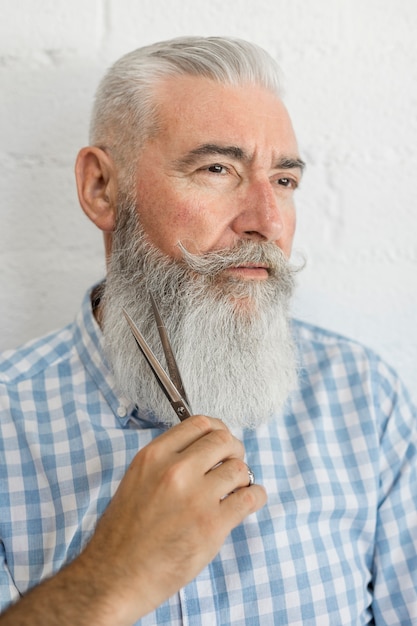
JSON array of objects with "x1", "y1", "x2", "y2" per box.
[
  {"x1": 102, "y1": 201, "x2": 299, "y2": 429},
  {"x1": 89, "y1": 36, "x2": 283, "y2": 183}
]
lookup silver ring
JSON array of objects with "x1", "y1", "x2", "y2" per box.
[{"x1": 247, "y1": 465, "x2": 255, "y2": 486}]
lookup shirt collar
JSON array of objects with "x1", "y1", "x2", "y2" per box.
[{"x1": 73, "y1": 284, "x2": 136, "y2": 427}]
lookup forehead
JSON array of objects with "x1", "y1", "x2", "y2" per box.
[{"x1": 151, "y1": 75, "x2": 299, "y2": 159}]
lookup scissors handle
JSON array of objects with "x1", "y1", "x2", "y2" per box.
[{"x1": 171, "y1": 400, "x2": 192, "y2": 421}]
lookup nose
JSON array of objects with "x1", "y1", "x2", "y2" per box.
[{"x1": 231, "y1": 178, "x2": 285, "y2": 243}]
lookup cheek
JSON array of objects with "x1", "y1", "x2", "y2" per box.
[
  {"x1": 137, "y1": 195, "x2": 212, "y2": 257},
  {"x1": 163, "y1": 190, "x2": 215, "y2": 235}
]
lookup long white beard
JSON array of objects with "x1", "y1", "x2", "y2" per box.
[{"x1": 102, "y1": 206, "x2": 299, "y2": 429}]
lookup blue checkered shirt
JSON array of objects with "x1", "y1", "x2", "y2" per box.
[{"x1": 1, "y1": 287, "x2": 417, "y2": 625}]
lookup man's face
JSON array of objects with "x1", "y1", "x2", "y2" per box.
[
  {"x1": 101, "y1": 75, "x2": 301, "y2": 426},
  {"x1": 132, "y1": 75, "x2": 302, "y2": 272}
]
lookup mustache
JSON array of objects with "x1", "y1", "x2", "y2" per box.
[{"x1": 177, "y1": 240, "x2": 297, "y2": 278}]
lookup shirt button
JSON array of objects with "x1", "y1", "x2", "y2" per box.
[{"x1": 117, "y1": 405, "x2": 127, "y2": 418}]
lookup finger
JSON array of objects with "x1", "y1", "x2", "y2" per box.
[
  {"x1": 128, "y1": 415, "x2": 234, "y2": 478},
  {"x1": 178, "y1": 427, "x2": 245, "y2": 475},
  {"x1": 154, "y1": 414, "x2": 229, "y2": 453},
  {"x1": 220, "y1": 483, "x2": 267, "y2": 526},
  {"x1": 205, "y1": 457, "x2": 253, "y2": 499}
]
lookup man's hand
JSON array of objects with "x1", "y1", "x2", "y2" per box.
[
  {"x1": 1, "y1": 415, "x2": 267, "y2": 626},
  {"x1": 82, "y1": 414, "x2": 267, "y2": 623}
]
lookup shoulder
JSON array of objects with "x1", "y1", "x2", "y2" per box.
[
  {"x1": 291, "y1": 318, "x2": 416, "y2": 425},
  {"x1": 292, "y1": 317, "x2": 386, "y2": 370},
  {"x1": 0, "y1": 324, "x2": 75, "y2": 386}
]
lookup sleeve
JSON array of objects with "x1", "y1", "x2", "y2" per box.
[
  {"x1": 371, "y1": 363, "x2": 417, "y2": 625},
  {"x1": 0, "y1": 384, "x2": 22, "y2": 612}
]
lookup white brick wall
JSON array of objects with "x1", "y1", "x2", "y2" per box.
[{"x1": 1, "y1": 0, "x2": 416, "y2": 402}]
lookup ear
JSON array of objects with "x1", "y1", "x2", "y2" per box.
[{"x1": 75, "y1": 147, "x2": 118, "y2": 232}]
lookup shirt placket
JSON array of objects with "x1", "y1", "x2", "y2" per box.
[{"x1": 179, "y1": 564, "x2": 220, "y2": 626}]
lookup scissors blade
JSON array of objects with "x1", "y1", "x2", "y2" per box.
[
  {"x1": 148, "y1": 292, "x2": 192, "y2": 408},
  {"x1": 122, "y1": 308, "x2": 192, "y2": 421}
]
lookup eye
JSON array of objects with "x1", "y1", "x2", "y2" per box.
[
  {"x1": 277, "y1": 176, "x2": 298, "y2": 189},
  {"x1": 206, "y1": 163, "x2": 228, "y2": 174}
]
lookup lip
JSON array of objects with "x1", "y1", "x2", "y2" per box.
[{"x1": 223, "y1": 264, "x2": 269, "y2": 280}]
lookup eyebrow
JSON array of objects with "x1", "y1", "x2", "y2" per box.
[
  {"x1": 175, "y1": 143, "x2": 305, "y2": 173},
  {"x1": 175, "y1": 144, "x2": 248, "y2": 168},
  {"x1": 276, "y1": 156, "x2": 306, "y2": 173}
]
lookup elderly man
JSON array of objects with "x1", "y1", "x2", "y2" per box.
[{"x1": 0, "y1": 36, "x2": 416, "y2": 625}]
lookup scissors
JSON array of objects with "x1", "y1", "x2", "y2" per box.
[
  {"x1": 123, "y1": 294, "x2": 256, "y2": 486},
  {"x1": 122, "y1": 293, "x2": 193, "y2": 421}
]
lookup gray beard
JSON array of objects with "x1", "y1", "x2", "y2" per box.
[{"x1": 102, "y1": 205, "x2": 299, "y2": 429}]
